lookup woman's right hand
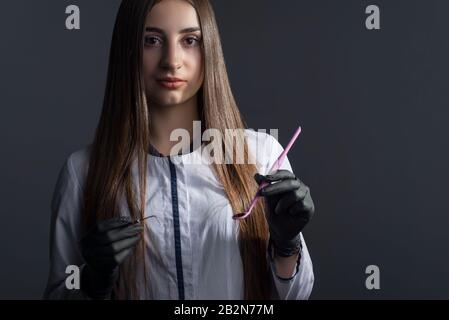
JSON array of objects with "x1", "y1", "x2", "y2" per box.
[{"x1": 79, "y1": 217, "x2": 143, "y2": 299}]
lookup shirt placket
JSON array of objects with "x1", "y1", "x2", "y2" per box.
[{"x1": 167, "y1": 156, "x2": 193, "y2": 299}]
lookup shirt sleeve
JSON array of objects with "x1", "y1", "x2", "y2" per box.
[
  {"x1": 262, "y1": 132, "x2": 315, "y2": 300},
  {"x1": 43, "y1": 155, "x2": 90, "y2": 299}
]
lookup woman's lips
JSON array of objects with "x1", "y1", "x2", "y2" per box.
[{"x1": 157, "y1": 80, "x2": 186, "y2": 90}]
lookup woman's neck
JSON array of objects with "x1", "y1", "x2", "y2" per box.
[{"x1": 149, "y1": 95, "x2": 201, "y2": 156}]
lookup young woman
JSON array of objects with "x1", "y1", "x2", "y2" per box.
[{"x1": 44, "y1": 0, "x2": 315, "y2": 300}]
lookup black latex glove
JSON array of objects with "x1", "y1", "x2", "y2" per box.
[
  {"x1": 255, "y1": 170, "x2": 315, "y2": 257},
  {"x1": 79, "y1": 216, "x2": 143, "y2": 299}
]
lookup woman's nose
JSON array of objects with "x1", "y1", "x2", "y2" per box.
[{"x1": 160, "y1": 42, "x2": 182, "y2": 71}]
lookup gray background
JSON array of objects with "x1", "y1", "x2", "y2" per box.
[{"x1": 1, "y1": 0, "x2": 448, "y2": 299}]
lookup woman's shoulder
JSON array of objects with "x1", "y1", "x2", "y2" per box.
[
  {"x1": 244, "y1": 128, "x2": 280, "y2": 153},
  {"x1": 68, "y1": 145, "x2": 91, "y2": 170},
  {"x1": 244, "y1": 128, "x2": 276, "y2": 143}
]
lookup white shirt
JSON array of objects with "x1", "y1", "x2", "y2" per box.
[{"x1": 43, "y1": 129, "x2": 314, "y2": 299}]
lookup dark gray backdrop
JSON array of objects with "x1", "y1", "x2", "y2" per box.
[{"x1": 1, "y1": 0, "x2": 448, "y2": 299}]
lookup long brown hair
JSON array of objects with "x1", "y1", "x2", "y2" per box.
[{"x1": 84, "y1": 0, "x2": 272, "y2": 299}]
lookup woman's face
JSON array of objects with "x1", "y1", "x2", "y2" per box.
[{"x1": 143, "y1": 0, "x2": 204, "y2": 108}]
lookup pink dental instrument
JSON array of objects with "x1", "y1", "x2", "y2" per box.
[{"x1": 232, "y1": 126, "x2": 302, "y2": 220}]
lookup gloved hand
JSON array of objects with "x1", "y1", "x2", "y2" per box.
[
  {"x1": 255, "y1": 170, "x2": 315, "y2": 257},
  {"x1": 79, "y1": 216, "x2": 143, "y2": 299}
]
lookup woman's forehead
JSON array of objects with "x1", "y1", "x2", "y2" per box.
[{"x1": 145, "y1": 0, "x2": 200, "y2": 31}]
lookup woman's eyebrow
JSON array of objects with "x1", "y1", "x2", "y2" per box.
[{"x1": 145, "y1": 26, "x2": 201, "y2": 34}]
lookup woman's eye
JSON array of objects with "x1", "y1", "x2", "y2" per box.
[
  {"x1": 184, "y1": 37, "x2": 201, "y2": 47},
  {"x1": 144, "y1": 36, "x2": 162, "y2": 46},
  {"x1": 144, "y1": 35, "x2": 201, "y2": 47}
]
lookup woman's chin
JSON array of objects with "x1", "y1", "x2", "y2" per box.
[
  {"x1": 148, "y1": 95, "x2": 174, "y2": 106},
  {"x1": 152, "y1": 94, "x2": 190, "y2": 107}
]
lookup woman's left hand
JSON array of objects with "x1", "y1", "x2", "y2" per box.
[{"x1": 255, "y1": 170, "x2": 315, "y2": 257}]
